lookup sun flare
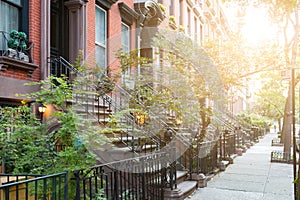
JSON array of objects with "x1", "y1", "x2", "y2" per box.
[{"x1": 242, "y1": 6, "x2": 276, "y2": 44}]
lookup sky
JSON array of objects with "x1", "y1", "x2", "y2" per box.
[
  {"x1": 224, "y1": 2, "x2": 277, "y2": 44},
  {"x1": 241, "y1": 5, "x2": 277, "y2": 44}
]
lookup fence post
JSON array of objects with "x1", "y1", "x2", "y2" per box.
[
  {"x1": 64, "y1": 172, "x2": 69, "y2": 200},
  {"x1": 113, "y1": 169, "x2": 119, "y2": 200},
  {"x1": 141, "y1": 158, "x2": 146, "y2": 200},
  {"x1": 74, "y1": 170, "x2": 81, "y2": 200}
]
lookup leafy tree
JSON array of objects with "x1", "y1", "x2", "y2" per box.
[
  {"x1": 251, "y1": 73, "x2": 286, "y2": 131},
  {"x1": 0, "y1": 76, "x2": 101, "y2": 175},
  {"x1": 151, "y1": 29, "x2": 224, "y2": 141},
  {"x1": 252, "y1": 0, "x2": 300, "y2": 165},
  {"x1": 204, "y1": 36, "x2": 285, "y2": 90},
  {"x1": 237, "y1": 111, "x2": 270, "y2": 128}
]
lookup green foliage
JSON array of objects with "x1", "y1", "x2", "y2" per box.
[
  {"x1": 23, "y1": 76, "x2": 73, "y2": 111},
  {"x1": 0, "y1": 105, "x2": 45, "y2": 173},
  {"x1": 7, "y1": 30, "x2": 27, "y2": 50},
  {"x1": 251, "y1": 73, "x2": 285, "y2": 121},
  {"x1": 115, "y1": 49, "x2": 151, "y2": 75},
  {"x1": 237, "y1": 111, "x2": 270, "y2": 128},
  {"x1": 151, "y1": 29, "x2": 223, "y2": 140},
  {"x1": 93, "y1": 189, "x2": 107, "y2": 200},
  {"x1": 0, "y1": 75, "x2": 108, "y2": 175}
]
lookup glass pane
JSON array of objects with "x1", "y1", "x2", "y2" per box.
[
  {"x1": 0, "y1": 2, "x2": 19, "y2": 32},
  {"x1": 121, "y1": 23, "x2": 130, "y2": 52},
  {"x1": 0, "y1": 1, "x2": 19, "y2": 49},
  {"x1": 8, "y1": 0, "x2": 21, "y2": 5},
  {"x1": 95, "y1": 6, "x2": 106, "y2": 46},
  {"x1": 95, "y1": 45, "x2": 106, "y2": 72}
]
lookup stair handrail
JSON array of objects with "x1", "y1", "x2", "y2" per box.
[
  {"x1": 73, "y1": 70, "x2": 164, "y2": 152},
  {"x1": 102, "y1": 80, "x2": 192, "y2": 148},
  {"x1": 49, "y1": 56, "x2": 78, "y2": 79},
  {"x1": 128, "y1": 82, "x2": 204, "y2": 143}
]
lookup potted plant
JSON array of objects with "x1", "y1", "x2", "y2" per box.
[
  {"x1": 158, "y1": 3, "x2": 166, "y2": 14},
  {"x1": 169, "y1": 15, "x2": 177, "y2": 29}
]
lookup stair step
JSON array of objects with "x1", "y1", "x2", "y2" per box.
[
  {"x1": 68, "y1": 98, "x2": 109, "y2": 107},
  {"x1": 176, "y1": 171, "x2": 188, "y2": 184},
  {"x1": 112, "y1": 136, "x2": 152, "y2": 142},
  {"x1": 176, "y1": 181, "x2": 197, "y2": 198}
]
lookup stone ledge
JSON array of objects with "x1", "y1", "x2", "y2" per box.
[{"x1": 0, "y1": 56, "x2": 38, "y2": 77}]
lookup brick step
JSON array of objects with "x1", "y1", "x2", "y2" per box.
[
  {"x1": 164, "y1": 181, "x2": 197, "y2": 200},
  {"x1": 176, "y1": 170, "x2": 188, "y2": 184},
  {"x1": 177, "y1": 181, "x2": 197, "y2": 198}
]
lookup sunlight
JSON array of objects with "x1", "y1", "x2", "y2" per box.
[{"x1": 242, "y1": 6, "x2": 277, "y2": 44}]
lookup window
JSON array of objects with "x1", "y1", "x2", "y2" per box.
[
  {"x1": 179, "y1": 0, "x2": 183, "y2": 25},
  {"x1": 95, "y1": 5, "x2": 107, "y2": 73},
  {"x1": 121, "y1": 22, "x2": 130, "y2": 76},
  {"x1": 194, "y1": 17, "x2": 197, "y2": 42},
  {"x1": 1, "y1": 0, "x2": 21, "y2": 32},
  {"x1": 0, "y1": 0, "x2": 28, "y2": 48}
]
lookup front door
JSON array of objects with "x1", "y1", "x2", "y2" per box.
[{"x1": 50, "y1": 0, "x2": 69, "y2": 59}]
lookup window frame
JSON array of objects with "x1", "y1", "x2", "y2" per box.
[
  {"x1": 121, "y1": 22, "x2": 130, "y2": 77},
  {"x1": 0, "y1": 0, "x2": 29, "y2": 34},
  {"x1": 95, "y1": 5, "x2": 107, "y2": 74}
]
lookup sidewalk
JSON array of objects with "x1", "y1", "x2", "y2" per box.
[{"x1": 188, "y1": 132, "x2": 294, "y2": 200}]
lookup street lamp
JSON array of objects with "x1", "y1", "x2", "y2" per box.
[{"x1": 38, "y1": 104, "x2": 47, "y2": 122}]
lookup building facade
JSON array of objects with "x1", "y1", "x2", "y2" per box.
[{"x1": 0, "y1": 0, "x2": 141, "y2": 106}]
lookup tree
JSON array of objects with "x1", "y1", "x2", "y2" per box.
[
  {"x1": 203, "y1": 33, "x2": 285, "y2": 116},
  {"x1": 151, "y1": 29, "x2": 224, "y2": 142},
  {"x1": 224, "y1": 0, "x2": 300, "y2": 198},
  {"x1": 257, "y1": 0, "x2": 300, "y2": 159},
  {"x1": 0, "y1": 76, "x2": 102, "y2": 175},
  {"x1": 251, "y1": 72, "x2": 286, "y2": 131}
]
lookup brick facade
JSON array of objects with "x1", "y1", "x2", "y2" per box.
[
  {"x1": 28, "y1": 0, "x2": 41, "y2": 81},
  {"x1": 0, "y1": 1, "x2": 41, "y2": 82},
  {"x1": 0, "y1": 0, "x2": 145, "y2": 102}
]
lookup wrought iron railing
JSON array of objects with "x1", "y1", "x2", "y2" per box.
[
  {"x1": 48, "y1": 57, "x2": 164, "y2": 155},
  {"x1": 271, "y1": 151, "x2": 293, "y2": 164},
  {"x1": 72, "y1": 151, "x2": 176, "y2": 200},
  {"x1": 0, "y1": 172, "x2": 68, "y2": 200},
  {"x1": 177, "y1": 138, "x2": 219, "y2": 177},
  {"x1": 219, "y1": 130, "x2": 236, "y2": 159},
  {"x1": 271, "y1": 138, "x2": 283, "y2": 146},
  {"x1": 49, "y1": 56, "x2": 78, "y2": 79}
]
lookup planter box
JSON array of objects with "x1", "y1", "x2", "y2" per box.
[{"x1": 235, "y1": 148, "x2": 243, "y2": 156}]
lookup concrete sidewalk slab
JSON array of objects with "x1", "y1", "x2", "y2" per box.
[{"x1": 188, "y1": 133, "x2": 294, "y2": 200}]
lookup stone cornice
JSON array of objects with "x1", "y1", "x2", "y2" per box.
[
  {"x1": 134, "y1": 1, "x2": 166, "y2": 27},
  {"x1": 0, "y1": 56, "x2": 38, "y2": 77},
  {"x1": 96, "y1": 0, "x2": 117, "y2": 10},
  {"x1": 64, "y1": 0, "x2": 85, "y2": 10},
  {"x1": 118, "y1": 2, "x2": 139, "y2": 26}
]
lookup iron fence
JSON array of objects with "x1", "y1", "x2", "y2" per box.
[
  {"x1": 271, "y1": 151, "x2": 293, "y2": 164},
  {"x1": 0, "y1": 172, "x2": 68, "y2": 200},
  {"x1": 72, "y1": 151, "x2": 176, "y2": 200},
  {"x1": 177, "y1": 139, "x2": 219, "y2": 176}
]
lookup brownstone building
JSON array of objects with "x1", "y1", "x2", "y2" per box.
[{"x1": 0, "y1": 0, "x2": 141, "y2": 107}]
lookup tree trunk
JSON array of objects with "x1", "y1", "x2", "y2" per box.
[
  {"x1": 283, "y1": 84, "x2": 292, "y2": 155},
  {"x1": 277, "y1": 118, "x2": 281, "y2": 132}
]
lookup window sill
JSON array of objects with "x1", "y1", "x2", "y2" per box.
[{"x1": 0, "y1": 56, "x2": 38, "y2": 77}]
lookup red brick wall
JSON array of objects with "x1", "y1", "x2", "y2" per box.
[
  {"x1": 86, "y1": 1, "x2": 137, "y2": 79},
  {"x1": 0, "y1": 0, "x2": 41, "y2": 82},
  {"x1": 29, "y1": 0, "x2": 41, "y2": 81},
  {"x1": 86, "y1": 1, "x2": 96, "y2": 66}
]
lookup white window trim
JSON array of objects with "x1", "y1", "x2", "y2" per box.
[
  {"x1": 95, "y1": 5, "x2": 107, "y2": 72},
  {"x1": 121, "y1": 22, "x2": 130, "y2": 77}
]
